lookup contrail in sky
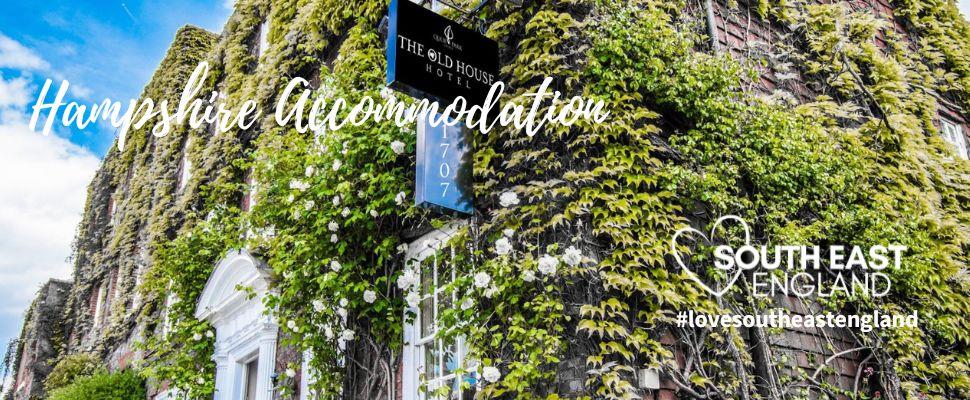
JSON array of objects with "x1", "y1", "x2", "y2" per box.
[{"x1": 121, "y1": 3, "x2": 137, "y2": 22}]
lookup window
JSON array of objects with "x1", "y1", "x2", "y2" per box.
[
  {"x1": 107, "y1": 195, "x2": 117, "y2": 225},
  {"x1": 161, "y1": 283, "x2": 177, "y2": 337},
  {"x1": 402, "y1": 226, "x2": 476, "y2": 400},
  {"x1": 177, "y1": 139, "x2": 192, "y2": 193},
  {"x1": 92, "y1": 283, "x2": 106, "y2": 326},
  {"x1": 131, "y1": 264, "x2": 145, "y2": 310},
  {"x1": 111, "y1": 268, "x2": 121, "y2": 302},
  {"x1": 241, "y1": 168, "x2": 257, "y2": 212},
  {"x1": 941, "y1": 119, "x2": 969, "y2": 160},
  {"x1": 257, "y1": 18, "x2": 270, "y2": 57}
]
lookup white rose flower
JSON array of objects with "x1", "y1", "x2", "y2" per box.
[
  {"x1": 537, "y1": 254, "x2": 559, "y2": 275},
  {"x1": 305, "y1": 166, "x2": 315, "y2": 177},
  {"x1": 313, "y1": 300, "x2": 326, "y2": 312},
  {"x1": 340, "y1": 329, "x2": 355, "y2": 341},
  {"x1": 332, "y1": 195, "x2": 341, "y2": 206},
  {"x1": 473, "y1": 271, "x2": 491, "y2": 288},
  {"x1": 323, "y1": 325, "x2": 334, "y2": 339},
  {"x1": 395, "y1": 191, "x2": 407, "y2": 205},
  {"x1": 370, "y1": 209, "x2": 379, "y2": 217},
  {"x1": 289, "y1": 179, "x2": 309, "y2": 191},
  {"x1": 328, "y1": 221, "x2": 339, "y2": 231},
  {"x1": 482, "y1": 366, "x2": 501, "y2": 383},
  {"x1": 563, "y1": 246, "x2": 582, "y2": 267},
  {"x1": 339, "y1": 298, "x2": 349, "y2": 307},
  {"x1": 341, "y1": 207, "x2": 351, "y2": 217},
  {"x1": 503, "y1": 228, "x2": 514, "y2": 237},
  {"x1": 287, "y1": 320, "x2": 299, "y2": 332},
  {"x1": 390, "y1": 140, "x2": 406, "y2": 155},
  {"x1": 197, "y1": 377, "x2": 205, "y2": 385},
  {"x1": 380, "y1": 86, "x2": 394, "y2": 100},
  {"x1": 286, "y1": 194, "x2": 294, "y2": 203},
  {"x1": 363, "y1": 290, "x2": 377, "y2": 303},
  {"x1": 483, "y1": 285, "x2": 499, "y2": 298},
  {"x1": 330, "y1": 234, "x2": 338, "y2": 243},
  {"x1": 397, "y1": 269, "x2": 418, "y2": 289},
  {"x1": 405, "y1": 290, "x2": 421, "y2": 308},
  {"x1": 293, "y1": 210, "x2": 301, "y2": 220},
  {"x1": 304, "y1": 200, "x2": 315, "y2": 211},
  {"x1": 337, "y1": 307, "x2": 347, "y2": 319},
  {"x1": 332, "y1": 159, "x2": 342, "y2": 171},
  {"x1": 495, "y1": 237, "x2": 512, "y2": 255},
  {"x1": 522, "y1": 269, "x2": 536, "y2": 282},
  {"x1": 193, "y1": 333, "x2": 202, "y2": 341},
  {"x1": 206, "y1": 330, "x2": 214, "y2": 338},
  {"x1": 460, "y1": 297, "x2": 474, "y2": 310},
  {"x1": 499, "y1": 191, "x2": 519, "y2": 207},
  {"x1": 330, "y1": 260, "x2": 342, "y2": 272},
  {"x1": 285, "y1": 368, "x2": 296, "y2": 378}
]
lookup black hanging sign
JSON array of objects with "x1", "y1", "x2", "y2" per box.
[{"x1": 385, "y1": 0, "x2": 499, "y2": 106}]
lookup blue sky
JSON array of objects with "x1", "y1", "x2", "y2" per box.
[
  {"x1": 0, "y1": 0, "x2": 233, "y2": 374},
  {"x1": 0, "y1": 0, "x2": 233, "y2": 156}
]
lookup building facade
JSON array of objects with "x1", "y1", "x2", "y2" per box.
[
  {"x1": 7, "y1": 0, "x2": 969, "y2": 399},
  {"x1": 5, "y1": 279, "x2": 72, "y2": 400}
]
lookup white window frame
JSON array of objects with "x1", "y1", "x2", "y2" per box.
[
  {"x1": 299, "y1": 350, "x2": 315, "y2": 400},
  {"x1": 940, "y1": 119, "x2": 969, "y2": 160},
  {"x1": 177, "y1": 138, "x2": 192, "y2": 193},
  {"x1": 107, "y1": 194, "x2": 117, "y2": 225},
  {"x1": 243, "y1": 168, "x2": 258, "y2": 212},
  {"x1": 257, "y1": 17, "x2": 271, "y2": 58},
  {"x1": 402, "y1": 224, "x2": 476, "y2": 400},
  {"x1": 131, "y1": 264, "x2": 145, "y2": 310},
  {"x1": 92, "y1": 283, "x2": 106, "y2": 326},
  {"x1": 161, "y1": 286, "x2": 177, "y2": 338}
]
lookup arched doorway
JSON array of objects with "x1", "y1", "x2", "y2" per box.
[{"x1": 195, "y1": 250, "x2": 277, "y2": 400}]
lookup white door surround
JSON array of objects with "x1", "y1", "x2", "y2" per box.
[{"x1": 196, "y1": 250, "x2": 278, "y2": 400}]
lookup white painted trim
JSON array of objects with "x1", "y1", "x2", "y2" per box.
[
  {"x1": 197, "y1": 250, "x2": 277, "y2": 400},
  {"x1": 402, "y1": 223, "x2": 465, "y2": 400}
]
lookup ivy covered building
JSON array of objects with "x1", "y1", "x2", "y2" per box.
[
  {"x1": 8, "y1": 0, "x2": 970, "y2": 399},
  {"x1": 6, "y1": 279, "x2": 71, "y2": 400}
]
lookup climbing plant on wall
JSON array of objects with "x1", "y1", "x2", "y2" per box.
[{"x1": 136, "y1": 0, "x2": 969, "y2": 400}]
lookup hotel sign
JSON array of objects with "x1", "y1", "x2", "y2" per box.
[
  {"x1": 385, "y1": 0, "x2": 499, "y2": 105},
  {"x1": 415, "y1": 113, "x2": 473, "y2": 214}
]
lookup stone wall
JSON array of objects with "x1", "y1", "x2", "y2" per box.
[{"x1": 6, "y1": 279, "x2": 72, "y2": 400}]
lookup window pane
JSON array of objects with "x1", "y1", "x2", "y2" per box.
[
  {"x1": 422, "y1": 261, "x2": 434, "y2": 296},
  {"x1": 443, "y1": 339, "x2": 459, "y2": 377},
  {"x1": 439, "y1": 291, "x2": 452, "y2": 314},
  {"x1": 420, "y1": 297, "x2": 435, "y2": 338},
  {"x1": 440, "y1": 256, "x2": 454, "y2": 286},
  {"x1": 423, "y1": 344, "x2": 440, "y2": 381},
  {"x1": 438, "y1": 378, "x2": 457, "y2": 400}
]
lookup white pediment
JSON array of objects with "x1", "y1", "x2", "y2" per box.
[{"x1": 195, "y1": 249, "x2": 270, "y2": 323}]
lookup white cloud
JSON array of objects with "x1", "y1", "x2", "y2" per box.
[
  {"x1": 0, "y1": 122, "x2": 98, "y2": 316},
  {"x1": 0, "y1": 72, "x2": 99, "y2": 318},
  {"x1": 0, "y1": 74, "x2": 31, "y2": 109},
  {"x1": 223, "y1": 0, "x2": 237, "y2": 10},
  {"x1": 0, "y1": 33, "x2": 49, "y2": 71}
]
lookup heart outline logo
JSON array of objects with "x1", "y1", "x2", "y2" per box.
[{"x1": 671, "y1": 215, "x2": 750, "y2": 297}]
